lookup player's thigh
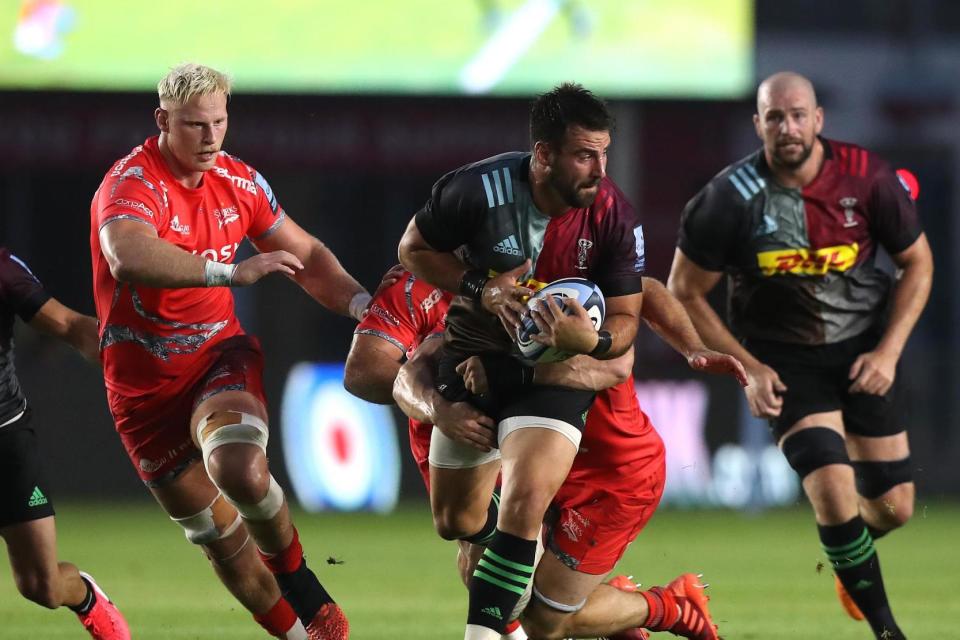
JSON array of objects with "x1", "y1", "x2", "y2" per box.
[
  {"x1": 429, "y1": 460, "x2": 501, "y2": 518},
  {"x1": 499, "y1": 428, "x2": 578, "y2": 510},
  {"x1": 1, "y1": 516, "x2": 58, "y2": 583}
]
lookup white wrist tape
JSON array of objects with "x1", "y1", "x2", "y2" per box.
[
  {"x1": 348, "y1": 291, "x2": 373, "y2": 321},
  {"x1": 204, "y1": 260, "x2": 237, "y2": 287}
]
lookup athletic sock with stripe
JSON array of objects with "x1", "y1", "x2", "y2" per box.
[
  {"x1": 467, "y1": 528, "x2": 536, "y2": 633},
  {"x1": 819, "y1": 516, "x2": 904, "y2": 639}
]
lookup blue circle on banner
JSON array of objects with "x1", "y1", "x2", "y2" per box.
[{"x1": 282, "y1": 362, "x2": 400, "y2": 512}]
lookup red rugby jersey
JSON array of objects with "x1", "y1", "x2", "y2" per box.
[{"x1": 90, "y1": 136, "x2": 285, "y2": 397}]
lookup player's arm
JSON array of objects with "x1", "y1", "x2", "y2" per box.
[
  {"x1": 253, "y1": 216, "x2": 369, "y2": 319},
  {"x1": 343, "y1": 334, "x2": 405, "y2": 404},
  {"x1": 393, "y1": 338, "x2": 496, "y2": 450},
  {"x1": 668, "y1": 248, "x2": 784, "y2": 416},
  {"x1": 641, "y1": 276, "x2": 746, "y2": 385},
  {"x1": 534, "y1": 350, "x2": 633, "y2": 390},
  {"x1": 28, "y1": 298, "x2": 100, "y2": 363},
  {"x1": 849, "y1": 233, "x2": 933, "y2": 394},
  {"x1": 399, "y1": 216, "x2": 529, "y2": 332},
  {"x1": 100, "y1": 220, "x2": 303, "y2": 288}
]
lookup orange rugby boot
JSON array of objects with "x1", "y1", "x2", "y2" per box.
[
  {"x1": 662, "y1": 573, "x2": 719, "y2": 640},
  {"x1": 304, "y1": 602, "x2": 350, "y2": 640},
  {"x1": 834, "y1": 574, "x2": 865, "y2": 621},
  {"x1": 75, "y1": 572, "x2": 131, "y2": 640}
]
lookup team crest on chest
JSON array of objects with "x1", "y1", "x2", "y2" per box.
[
  {"x1": 214, "y1": 206, "x2": 240, "y2": 229},
  {"x1": 839, "y1": 197, "x2": 859, "y2": 227},
  {"x1": 576, "y1": 238, "x2": 593, "y2": 270}
]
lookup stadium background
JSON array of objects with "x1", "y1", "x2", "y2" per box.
[{"x1": 1, "y1": 0, "x2": 958, "y2": 637}]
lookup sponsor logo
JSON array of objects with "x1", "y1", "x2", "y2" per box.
[
  {"x1": 575, "y1": 238, "x2": 593, "y2": 270},
  {"x1": 754, "y1": 213, "x2": 779, "y2": 237},
  {"x1": 633, "y1": 225, "x2": 645, "y2": 271},
  {"x1": 757, "y1": 243, "x2": 859, "y2": 276},
  {"x1": 253, "y1": 171, "x2": 280, "y2": 214},
  {"x1": 493, "y1": 234, "x2": 522, "y2": 256},
  {"x1": 27, "y1": 486, "x2": 48, "y2": 507},
  {"x1": 368, "y1": 303, "x2": 400, "y2": 327},
  {"x1": 420, "y1": 288, "x2": 444, "y2": 313},
  {"x1": 169, "y1": 215, "x2": 191, "y2": 235},
  {"x1": 192, "y1": 242, "x2": 241, "y2": 263},
  {"x1": 214, "y1": 206, "x2": 240, "y2": 229},
  {"x1": 839, "y1": 197, "x2": 859, "y2": 228},
  {"x1": 212, "y1": 166, "x2": 257, "y2": 194},
  {"x1": 110, "y1": 145, "x2": 144, "y2": 177},
  {"x1": 114, "y1": 198, "x2": 154, "y2": 218}
]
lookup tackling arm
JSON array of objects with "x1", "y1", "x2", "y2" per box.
[{"x1": 343, "y1": 334, "x2": 405, "y2": 405}]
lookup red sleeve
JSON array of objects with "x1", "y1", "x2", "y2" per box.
[
  {"x1": 246, "y1": 166, "x2": 287, "y2": 240},
  {"x1": 354, "y1": 273, "x2": 450, "y2": 355},
  {"x1": 868, "y1": 159, "x2": 923, "y2": 255},
  {"x1": 97, "y1": 167, "x2": 167, "y2": 234}
]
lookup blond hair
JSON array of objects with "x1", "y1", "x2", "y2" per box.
[{"x1": 157, "y1": 63, "x2": 232, "y2": 105}]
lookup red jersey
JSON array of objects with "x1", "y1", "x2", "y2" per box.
[
  {"x1": 359, "y1": 271, "x2": 661, "y2": 476},
  {"x1": 90, "y1": 136, "x2": 285, "y2": 397}
]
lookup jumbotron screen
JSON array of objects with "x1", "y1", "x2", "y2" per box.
[{"x1": 2, "y1": 0, "x2": 753, "y2": 97}]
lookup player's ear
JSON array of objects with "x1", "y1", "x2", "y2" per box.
[
  {"x1": 752, "y1": 113, "x2": 763, "y2": 141},
  {"x1": 155, "y1": 107, "x2": 169, "y2": 133},
  {"x1": 814, "y1": 106, "x2": 824, "y2": 135},
  {"x1": 533, "y1": 140, "x2": 553, "y2": 169}
]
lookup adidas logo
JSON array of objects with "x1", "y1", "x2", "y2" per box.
[
  {"x1": 854, "y1": 579, "x2": 874, "y2": 591},
  {"x1": 27, "y1": 486, "x2": 48, "y2": 507},
  {"x1": 481, "y1": 606, "x2": 503, "y2": 620},
  {"x1": 493, "y1": 234, "x2": 522, "y2": 256}
]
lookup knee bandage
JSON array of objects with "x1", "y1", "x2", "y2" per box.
[
  {"x1": 781, "y1": 427, "x2": 850, "y2": 479},
  {"x1": 196, "y1": 411, "x2": 285, "y2": 521},
  {"x1": 852, "y1": 457, "x2": 912, "y2": 499},
  {"x1": 171, "y1": 493, "x2": 243, "y2": 545},
  {"x1": 532, "y1": 584, "x2": 586, "y2": 614}
]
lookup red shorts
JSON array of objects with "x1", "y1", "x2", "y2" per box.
[
  {"x1": 106, "y1": 335, "x2": 267, "y2": 486},
  {"x1": 408, "y1": 419, "x2": 432, "y2": 492},
  {"x1": 546, "y1": 437, "x2": 666, "y2": 575}
]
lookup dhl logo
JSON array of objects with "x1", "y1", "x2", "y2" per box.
[{"x1": 757, "y1": 243, "x2": 859, "y2": 276}]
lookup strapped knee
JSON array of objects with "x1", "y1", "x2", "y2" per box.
[
  {"x1": 171, "y1": 493, "x2": 243, "y2": 545},
  {"x1": 196, "y1": 411, "x2": 285, "y2": 521},
  {"x1": 781, "y1": 427, "x2": 850, "y2": 479},
  {"x1": 852, "y1": 457, "x2": 912, "y2": 499},
  {"x1": 532, "y1": 584, "x2": 586, "y2": 614}
]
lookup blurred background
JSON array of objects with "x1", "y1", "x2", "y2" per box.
[{"x1": 1, "y1": 0, "x2": 957, "y2": 514}]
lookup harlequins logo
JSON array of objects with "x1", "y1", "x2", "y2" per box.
[
  {"x1": 840, "y1": 197, "x2": 858, "y2": 228},
  {"x1": 576, "y1": 238, "x2": 593, "y2": 270},
  {"x1": 27, "y1": 486, "x2": 48, "y2": 507}
]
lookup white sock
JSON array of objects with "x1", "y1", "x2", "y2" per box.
[{"x1": 465, "y1": 623, "x2": 502, "y2": 640}]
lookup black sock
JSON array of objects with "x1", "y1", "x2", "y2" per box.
[
  {"x1": 276, "y1": 558, "x2": 334, "y2": 624},
  {"x1": 68, "y1": 577, "x2": 96, "y2": 615},
  {"x1": 461, "y1": 491, "x2": 500, "y2": 545},
  {"x1": 867, "y1": 523, "x2": 890, "y2": 540},
  {"x1": 819, "y1": 516, "x2": 905, "y2": 639},
  {"x1": 467, "y1": 528, "x2": 536, "y2": 632}
]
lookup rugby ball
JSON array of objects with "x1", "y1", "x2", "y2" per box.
[{"x1": 515, "y1": 278, "x2": 605, "y2": 363}]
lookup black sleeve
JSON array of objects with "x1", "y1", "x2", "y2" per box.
[
  {"x1": 0, "y1": 251, "x2": 51, "y2": 322},
  {"x1": 594, "y1": 188, "x2": 644, "y2": 297},
  {"x1": 677, "y1": 180, "x2": 742, "y2": 271},
  {"x1": 868, "y1": 163, "x2": 923, "y2": 255},
  {"x1": 413, "y1": 169, "x2": 487, "y2": 252}
]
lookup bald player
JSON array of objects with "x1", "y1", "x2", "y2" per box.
[{"x1": 667, "y1": 71, "x2": 932, "y2": 640}]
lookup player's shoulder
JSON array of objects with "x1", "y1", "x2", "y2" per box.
[
  {"x1": 437, "y1": 151, "x2": 529, "y2": 198},
  {"x1": 822, "y1": 137, "x2": 891, "y2": 181},
  {"x1": 704, "y1": 148, "x2": 768, "y2": 205},
  {"x1": 103, "y1": 138, "x2": 161, "y2": 183}
]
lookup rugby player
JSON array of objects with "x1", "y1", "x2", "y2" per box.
[
  {"x1": 89, "y1": 63, "x2": 371, "y2": 640},
  {"x1": 668, "y1": 72, "x2": 932, "y2": 640},
  {"x1": 0, "y1": 246, "x2": 130, "y2": 639}
]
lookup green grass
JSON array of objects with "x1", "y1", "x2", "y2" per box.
[{"x1": 1, "y1": 501, "x2": 958, "y2": 638}]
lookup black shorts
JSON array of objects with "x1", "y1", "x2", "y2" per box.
[
  {"x1": 746, "y1": 329, "x2": 904, "y2": 439},
  {"x1": 436, "y1": 348, "x2": 595, "y2": 441},
  {"x1": 0, "y1": 408, "x2": 55, "y2": 529}
]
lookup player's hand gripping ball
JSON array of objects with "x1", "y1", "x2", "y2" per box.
[{"x1": 515, "y1": 278, "x2": 605, "y2": 363}]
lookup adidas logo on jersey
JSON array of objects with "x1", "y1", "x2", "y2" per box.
[
  {"x1": 494, "y1": 234, "x2": 522, "y2": 256},
  {"x1": 27, "y1": 486, "x2": 48, "y2": 507}
]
